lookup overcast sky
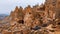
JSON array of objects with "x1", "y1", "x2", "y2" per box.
[{"x1": 0, "y1": 0, "x2": 45, "y2": 14}]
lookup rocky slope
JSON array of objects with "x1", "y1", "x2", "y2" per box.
[{"x1": 0, "y1": 0, "x2": 60, "y2": 34}]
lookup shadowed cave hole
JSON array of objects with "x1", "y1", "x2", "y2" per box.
[
  {"x1": 29, "y1": 12, "x2": 31, "y2": 14},
  {"x1": 49, "y1": 30, "x2": 55, "y2": 32},
  {"x1": 57, "y1": 22, "x2": 60, "y2": 25},
  {"x1": 18, "y1": 20, "x2": 24, "y2": 24},
  {"x1": 52, "y1": 26, "x2": 56, "y2": 28}
]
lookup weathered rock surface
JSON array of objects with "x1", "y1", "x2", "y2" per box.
[{"x1": 0, "y1": 0, "x2": 60, "y2": 34}]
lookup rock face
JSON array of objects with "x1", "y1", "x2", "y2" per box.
[{"x1": 0, "y1": 0, "x2": 60, "y2": 34}]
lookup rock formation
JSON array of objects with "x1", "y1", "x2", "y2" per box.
[{"x1": 0, "y1": 0, "x2": 60, "y2": 34}]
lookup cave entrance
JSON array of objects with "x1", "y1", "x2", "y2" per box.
[
  {"x1": 57, "y1": 22, "x2": 60, "y2": 25},
  {"x1": 18, "y1": 20, "x2": 24, "y2": 24}
]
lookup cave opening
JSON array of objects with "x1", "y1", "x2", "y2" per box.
[
  {"x1": 57, "y1": 22, "x2": 60, "y2": 25},
  {"x1": 18, "y1": 20, "x2": 24, "y2": 24},
  {"x1": 49, "y1": 30, "x2": 55, "y2": 32}
]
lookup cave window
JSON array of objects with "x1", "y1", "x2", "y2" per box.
[
  {"x1": 52, "y1": 26, "x2": 56, "y2": 28},
  {"x1": 29, "y1": 12, "x2": 31, "y2": 14},
  {"x1": 57, "y1": 22, "x2": 60, "y2": 25},
  {"x1": 49, "y1": 30, "x2": 55, "y2": 32},
  {"x1": 18, "y1": 20, "x2": 24, "y2": 24}
]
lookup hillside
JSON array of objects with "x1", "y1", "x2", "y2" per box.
[
  {"x1": 0, "y1": 14, "x2": 8, "y2": 20},
  {"x1": 0, "y1": 0, "x2": 60, "y2": 34}
]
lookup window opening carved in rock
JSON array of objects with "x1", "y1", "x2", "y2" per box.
[{"x1": 18, "y1": 20, "x2": 24, "y2": 24}]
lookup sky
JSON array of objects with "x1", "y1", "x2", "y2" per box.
[{"x1": 0, "y1": 0, "x2": 45, "y2": 15}]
